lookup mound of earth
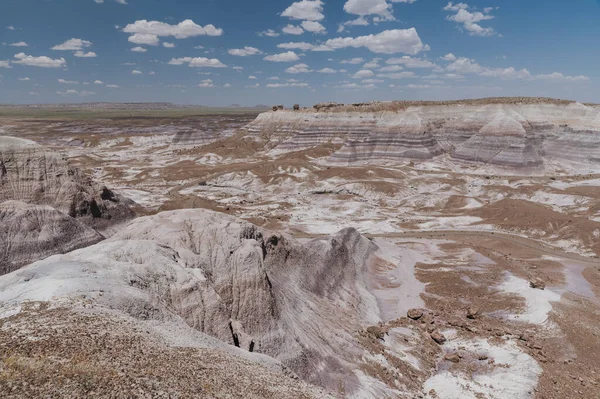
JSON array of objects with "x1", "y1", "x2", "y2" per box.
[{"x1": 0, "y1": 201, "x2": 103, "y2": 275}]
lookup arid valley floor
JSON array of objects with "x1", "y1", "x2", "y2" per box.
[{"x1": 1, "y1": 99, "x2": 600, "y2": 399}]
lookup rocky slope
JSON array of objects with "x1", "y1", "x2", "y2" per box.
[
  {"x1": 242, "y1": 100, "x2": 600, "y2": 170},
  {"x1": 0, "y1": 136, "x2": 134, "y2": 275},
  {"x1": 0, "y1": 208, "x2": 434, "y2": 398}
]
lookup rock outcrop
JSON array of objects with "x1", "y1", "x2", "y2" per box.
[
  {"x1": 241, "y1": 99, "x2": 600, "y2": 170},
  {"x1": 0, "y1": 136, "x2": 134, "y2": 274},
  {"x1": 0, "y1": 201, "x2": 103, "y2": 275},
  {"x1": 0, "y1": 208, "x2": 389, "y2": 397}
]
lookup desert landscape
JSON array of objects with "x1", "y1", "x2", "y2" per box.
[{"x1": 1, "y1": 98, "x2": 599, "y2": 398}]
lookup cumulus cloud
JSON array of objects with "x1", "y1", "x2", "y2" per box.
[
  {"x1": 58, "y1": 78, "x2": 78, "y2": 84},
  {"x1": 74, "y1": 51, "x2": 97, "y2": 58},
  {"x1": 132, "y1": 70, "x2": 143, "y2": 75},
  {"x1": 123, "y1": 20, "x2": 223, "y2": 39},
  {"x1": 321, "y1": 28, "x2": 428, "y2": 54},
  {"x1": 163, "y1": 42, "x2": 175, "y2": 48},
  {"x1": 9, "y1": 42, "x2": 28, "y2": 47},
  {"x1": 341, "y1": 0, "x2": 417, "y2": 26},
  {"x1": 317, "y1": 68, "x2": 337, "y2": 73},
  {"x1": 340, "y1": 57, "x2": 364, "y2": 64},
  {"x1": 106, "y1": 84, "x2": 120, "y2": 88},
  {"x1": 18, "y1": 77, "x2": 30, "y2": 81},
  {"x1": 128, "y1": 33, "x2": 160, "y2": 46},
  {"x1": 441, "y1": 53, "x2": 457, "y2": 61},
  {"x1": 224, "y1": 83, "x2": 232, "y2": 87},
  {"x1": 282, "y1": 24, "x2": 304, "y2": 35},
  {"x1": 301, "y1": 21, "x2": 326, "y2": 34},
  {"x1": 248, "y1": 75, "x2": 257, "y2": 80},
  {"x1": 376, "y1": 71, "x2": 416, "y2": 79},
  {"x1": 12, "y1": 53, "x2": 66, "y2": 68},
  {"x1": 228, "y1": 46, "x2": 262, "y2": 56},
  {"x1": 352, "y1": 69, "x2": 374, "y2": 78},
  {"x1": 168, "y1": 56, "x2": 227, "y2": 68},
  {"x1": 285, "y1": 63, "x2": 312, "y2": 73},
  {"x1": 266, "y1": 82, "x2": 309, "y2": 88},
  {"x1": 94, "y1": 80, "x2": 104, "y2": 84},
  {"x1": 443, "y1": 2, "x2": 497, "y2": 37},
  {"x1": 386, "y1": 56, "x2": 436, "y2": 68},
  {"x1": 277, "y1": 42, "x2": 315, "y2": 51},
  {"x1": 57, "y1": 89, "x2": 95, "y2": 96},
  {"x1": 198, "y1": 79, "x2": 214, "y2": 87},
  {"x1": 52, "y1": 38, "x2": 92, "y2": 51},
  {"x1": 130, "y1": 46, "x2": 147, "y2": 52},
  {"x1": 0, "y1": 60, "x2": 11, "y2": 68},
  {"x1": 445, "y1": 56, "x2": 589, "y2": 82},
  {"x1": 258, "y1": 29, "x2": 280, "y2": 37},
  {"x1": 281, "y1": 0, "x2": 325, "y2": 21},
  {"x1": 338, "y1": 82, "x2": 377, "y2": 89},
  {"x1": 264, "y1": 51, "x2": 300, "y2": 62}
]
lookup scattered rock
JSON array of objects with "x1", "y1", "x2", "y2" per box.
[
  {"x1": 293, "y1": 104, "x2": 300, "y2": 111},
  {"x1": 366, "y1": 326, "x2": 385, "y2": 341},
  {"x1": 466, "y1": 307, "x2": 480, "y2": 319},
  {"x1": 407, "y1": 308, "x2": 424, "y2": 320},
  {"x1": 444, "y1": 353, "x2": 460, "y2": 363},
  {"x1": 430, "y1": 330, "x2": 446, "y2": 345},
  {"x1": 530, "y1": 277, "x2": 546, "y2": 290}
]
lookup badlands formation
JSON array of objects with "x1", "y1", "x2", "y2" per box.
[{"x1": 1, "y1": 98, "x2": 600, "y2": 399}]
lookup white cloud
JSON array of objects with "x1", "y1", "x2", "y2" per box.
[
  {"x1": 74, "y1": 51, "x2": 97, "y2": 58},
  {"x1": 343, "y1": 0, "x2": 393, "y2": 19},
  {"x1": 376, "y1": 71, "x2": 416, "y2": 79},
  {"x1": 258, "y1": 29, "x2": 280, "y2": 37},
  {"x1": 317, "y1": 68, "x2": 337, "y2": 73},
  {"x1": 248, "y1": 75, "x2": 257, "y2": 79},
  {"x1": 362, "y1": 78, "x2": 384, "y2": 83},
  {"x1": 352, "y1": 69, "x2": 374, "y2": 78},
  {"x1": 321, "y1": 28, "x2": 428, "y2": 54},
  {"x1": 132, "y1": 70, "x2": 143, "y2": 75},
  {"x1": 106, "y1": 84, "x2": 120, "y2": 88},
  {"x1": 444, "y1": 56, "x2": 589, "y2": 82},
  {"x1": 148, "y1": 71, "x2": 156, "y2": 75},
  {"x1": 443, "y1": 2, "x2": 497, "y2": 37},
  {"x1": 224, "y1": 83, "x2": 232, "y2": 87},
  {"x1": 340, "y1": 57, "x2": 364, "y2": 64},
  {"x1": 301, "y1": 21, "x2": 326, "y2": 34},
  {"x1": 29, "y1": 92, "x2": 39, "y2": 96},
  {"x1": 94, "y1": 80, "x2": 103, "y2": 84},
  {"x1": 9, "y1": 42, "x2": 28, "y2": 47},
  {"x1": 282, "y1": 24, "x2": 304, "y2": 35},
  {"x1": 7, "y1": 26, "x2": 15, "y2": 30},
  {"x1": 163, "y1": 42, "x2": 175, "y2": 48},
  {"x1": 123, "y1": 19, "x2": 223, "y2": 39},
  {"x1": 198, "y1": 79, "x2": 214, "y2": 87},
  {"x1": 168, "y1": 57, "x2": 227, "y2": 68},
  {"x1": 228, "y1": 46, "x2": 262, "y2": 56},
  {"x1": 277, "y1": 42, "x2": 315, "y2": 51},
  {"x1": 285, "y1": 63, "x2": 312, "y2": 73},
  {"x1": 130, "y1": 46, "x2": 147, "y2": 52},
  {"x1": 233, "y1": 66, "x2": 244, "y2": 70},
  {"x1": 52, "y1": 38, "x2": 92, "y2": 51},
  {"x1": 12, "y1": 53, "x2": 66, "y2": 68},
  {"x1": 339, "y1": 82, "x2": 377, "y2": 89},
  {"x1": 246, "y1": 83, "x2": 260, "y2": 88},
  {"x1": 264, "y1": 51, "x2": 300, "y2": 62},
  {"x1": 363, "y1": 58, "x2": 381, "y2": 69},
  {"x1": 0, "y1": 61, "x2": 11, "y2": 68},
  {"x1": 266, "y1": 82, "x2": 309, "y2": 88},
  {"x1": 18, "y1": 77, "x2": 30, "y2": 81},
  {"x1": 441, "y1": 53, "x2": 457, "y2": 61},
  {"x1": 57, "y1": 89, "x2": 95, "y2": 96},
  {"x1": 534, "y1": 72, "x2": 589, "y2": 82},
  {"x1": 281, "y1": 0, "x2": 325, "y2": 21},
  {"x1": 128, "y1": 33, "x2": 160, "y2": 46},
  {"x1": 386, "y1": 56, "x2": 436, "y2": 68},
  {"x1": 379, "y1": 64, "x2": 403, "y2": 72},
  {"x1": 58, "y1": 78, "x2": 79, "y2": 84}
]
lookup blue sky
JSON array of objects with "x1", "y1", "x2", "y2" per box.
[{"x1": 0, "y1": 0, "x2": 598, "y2": 106}]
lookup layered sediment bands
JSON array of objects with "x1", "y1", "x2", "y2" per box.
[
  {"x1": 0, "y1": 136, "x2": 134, "y2": 229},
  {"x1": 242, "y1": 102, "x2": 600, "y2": 168},
  {"x1": 0, "y1": 201, "x2": 103, "y2": 275}
]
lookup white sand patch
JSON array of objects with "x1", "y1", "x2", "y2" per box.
[
  {"x1": 369, "y1": 239, "x2": 438, "y2": 321},
  {"x1": 115, "y1": 189, "x2": 169, "y2": 209},
  {"x1": 382, "y1": 327, "x2": 422, "y2": 371},
  {"x1": 424, "y1": 337, "x2": 541, "y2": 399},
  {"x1": 418, "y1": 216, "x2": 487, "y2": 230},
  {"x1": 496, "y1": 273, "x2": 561, "y2": 325}
]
